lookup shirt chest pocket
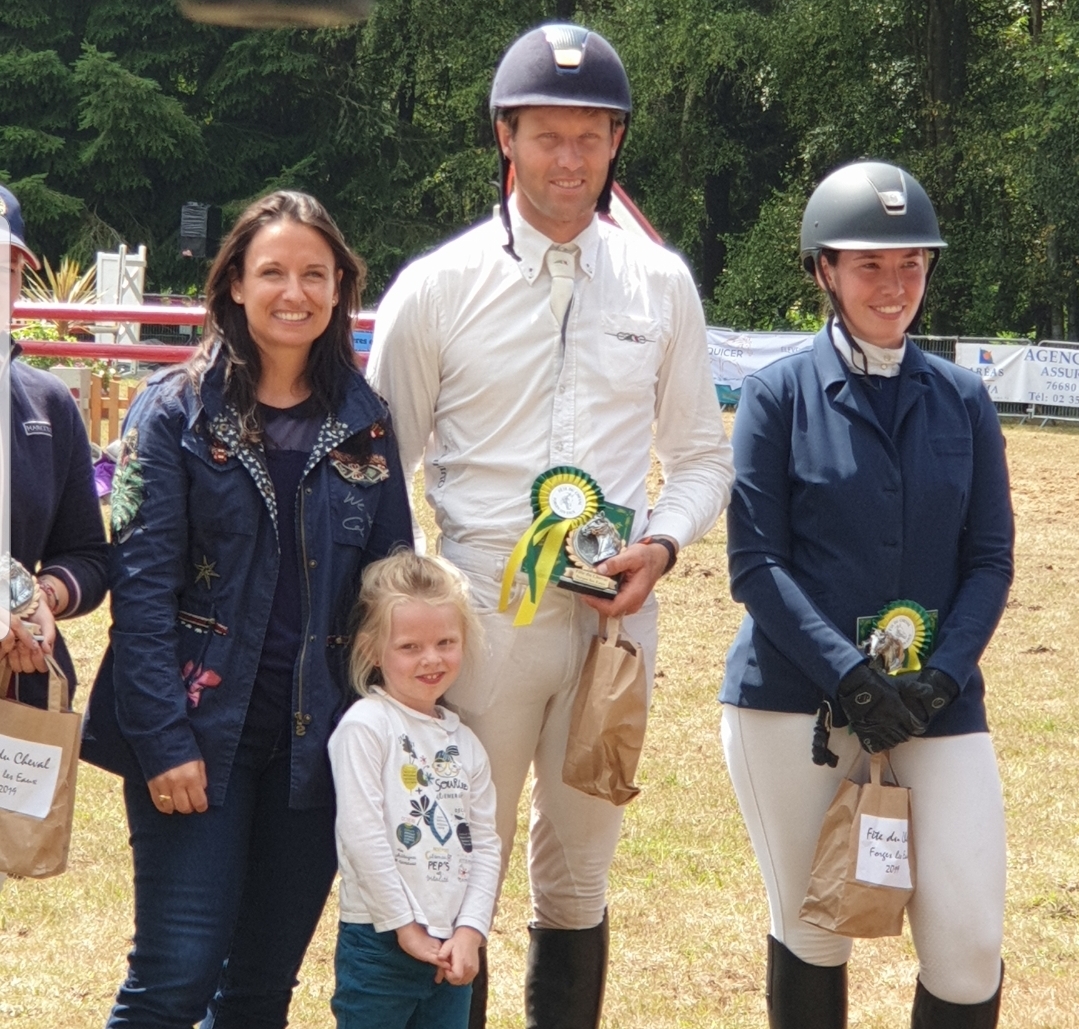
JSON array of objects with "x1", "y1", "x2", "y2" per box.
[
  {"x1": 598, "y1": 314, "x2": 662, "y2": 393},
  {"x1": 929, "y1": 436, "x2": 973, "y2": 458}
]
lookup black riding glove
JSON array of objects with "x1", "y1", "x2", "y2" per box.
[
  {"x1": 895, "y1": 668, "x2": 960, "y2": 727},
  {"x1": 838, "y1": 662, "x2": 927, "y2": 754}
]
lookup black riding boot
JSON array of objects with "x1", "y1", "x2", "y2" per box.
[
  {"x1": 524, "y1": 911, "x2": 609, "y2": 1029},
  {"x1": 766, "y1": 935, "x2": 847, "y2": 1029},
  {"x1": 910, "y1": 966, "x2": 1003, "y2": 1029},
  {"x1": 467, "y1": 945, "x2": 488, "y2": 1029}
]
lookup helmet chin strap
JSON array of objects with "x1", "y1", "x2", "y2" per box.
[
  {"x1": 814, "y1": 255, "x2": 871, "y2": 376},
  {"x1": 499, "y1": 155, "x2": 518, "y2": 261}
]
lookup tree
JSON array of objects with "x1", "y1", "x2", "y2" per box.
[{"x1": 3, "y1": 0, "x2": 1078, "y2": 337}]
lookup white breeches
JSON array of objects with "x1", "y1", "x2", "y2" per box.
[
  {"x1": 441, "y1": 538, "x2": 658, "y2": 931},
  {"x1": 721, "y1": 705, "x2": 1005, "y2": 1005}
]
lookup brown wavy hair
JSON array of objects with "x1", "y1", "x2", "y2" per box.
[{"x1": 190, "y1": 190, "x2": 367, "y2": 440}]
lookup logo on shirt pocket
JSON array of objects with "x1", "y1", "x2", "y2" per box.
[{"x1": 600, "y1": 314, "x2": 661, "y2": 389}]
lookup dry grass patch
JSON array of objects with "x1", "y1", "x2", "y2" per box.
[{"x1": 3, "y1": 418, "x2": 1079, "y2": 1027}]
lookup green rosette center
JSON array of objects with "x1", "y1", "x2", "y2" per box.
[{"x1": 868, "y1": 600, "x2": 937, "y2": 674}]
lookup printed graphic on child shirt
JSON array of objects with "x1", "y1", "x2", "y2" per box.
[
  {"x1": 393, "y1": 733, "x2": 473, "y2": 883},
  {"x1": 410, "y1": 794, "x2": 453, "y2": 844}
]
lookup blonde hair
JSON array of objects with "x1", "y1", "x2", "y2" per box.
[{"x1": 349, "y1": 549, "x2": 483, "y2": 697}]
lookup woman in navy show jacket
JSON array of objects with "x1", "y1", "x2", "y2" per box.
[
  {"x1": 1, "y1": 183, "x2": 108, "y2": 707},
  {"x1": 82, "y1": 191, "x2": 413, "y2": 1029},
  {"x1": 720, "y1": 163, "x2": 1013, "y2": 1029}
]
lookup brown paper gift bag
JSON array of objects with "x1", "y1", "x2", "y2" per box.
[
  {"x1": 0, "y1": 656, "x2": 82, "y2": 878},
  {"x1": 799, "y1": 752, "x2": 914, "y2": 938},
  {"x1": 562, "y1": 615, "x2": 647, "y2": 806}
]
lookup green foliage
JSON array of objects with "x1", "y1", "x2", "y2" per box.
[
  {"x1": 597, "y1": 1, "x2": 784, "y2": 299},
  {"x1": 2, "y1": 0, "x2": 1079, "y2": 335},
  {"x1": 74, "y1": 43, "x2": 205, "y2": 194},
  {"x1": 22, "y1": 253, "x2": 97, "y2": 339},
  {"x1": 709, "y1": 186, "x2": 821, "y2": 331},
  {"x1": 12, "y1": 320, "x2": 116, "y2": 381}
]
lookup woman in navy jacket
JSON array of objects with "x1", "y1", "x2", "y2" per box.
[
  {"x1": 82, "y1": 191, "x2": 413, "y2": 1028},
  {"x1": 2, "y1": 183, "x2": 108, "y2": 705},
  {"x1": 721, "y1": 163, "x2": 1013, "y2": 1029}
]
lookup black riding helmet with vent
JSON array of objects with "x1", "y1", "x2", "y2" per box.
[
  {"x1": 800, "y1": 161, "x2": 947, "y2": 340},
  {"x1": 490, "y1": 24, "x2": 632, "y2": 259}
]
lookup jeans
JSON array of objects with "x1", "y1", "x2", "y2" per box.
[
  {"x1": 105, "y1": 720, "x2": 338, "y2": 1029},
  {"x1": 332, "y1": 922, "x2": 472, "y2": 1029}
]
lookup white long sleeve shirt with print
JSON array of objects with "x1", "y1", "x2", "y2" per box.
[
  {"x1": 328, "y1": 688, "x2": 500, "y2": 938},
  {"x1": 368, "y1": 197, "x2": 734, "y2": 553}
]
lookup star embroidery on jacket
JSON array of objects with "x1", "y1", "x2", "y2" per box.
[{"x1": 195, "y1": 556, "x2": 220, "y2": 590}]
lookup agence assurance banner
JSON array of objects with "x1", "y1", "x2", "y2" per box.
[{"x1": 955, "y1": 342, "x2": 1079, "y2": 408}]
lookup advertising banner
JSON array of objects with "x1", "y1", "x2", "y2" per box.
[
  {"x1": 707, "y1": 328, "x2": 813, "y2": 404},
  {"x1": 955, "y1": 342, "x2": 1079, "y2": 409}
]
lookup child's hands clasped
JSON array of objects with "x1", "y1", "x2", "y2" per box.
[
  {"x1": 438, "y1": 926, "x2": 485, "y2": 985},
  {"x1": 395, "y1": 922, "x2": 485, "y2": 985},
  {"x1": 396, "y1": 922, "x2": 452, "y2": 981}
]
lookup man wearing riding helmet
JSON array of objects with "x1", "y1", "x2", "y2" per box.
[
  {"x1": 721, "y1": 161, "x2": 1012, "y2": 1027},
  {"x1": 369, "y1": 23, "x2": 732, "y2": 1028}
]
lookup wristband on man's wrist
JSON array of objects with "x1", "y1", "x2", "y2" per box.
[{"x1": 640, "y1": 535, "x2": 678, "y2": 575}]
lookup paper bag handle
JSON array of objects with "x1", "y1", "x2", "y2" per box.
[
  {"x1": 869, "y1": 751, "x2": 902, "y2": 787},
  {"x1": 44, "y1": 655, "x2": 70, "y2": 713},
  {"x1": 596, "y1": 615, "x2": 625, "y2": 643},
  {"x1": 0, "y1": 654, "x2": 70, "y2": 712}
]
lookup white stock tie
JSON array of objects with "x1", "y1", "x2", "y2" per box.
[{"x1": 546, "y1": 245, "x2": 577, "y2": 330}]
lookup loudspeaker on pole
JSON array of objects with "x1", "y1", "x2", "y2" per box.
[{"x1": 179, "y1": 203, "x2": 222, "y2": 260}]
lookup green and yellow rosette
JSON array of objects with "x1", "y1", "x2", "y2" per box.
[
  {"x1": 863, "y1": 600, "x2": 937, "y2": 674},
  {"x1": 500, "y1": 467, "x2": 603, "y2": 626}
]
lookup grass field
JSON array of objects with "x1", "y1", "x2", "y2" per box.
[{"x1": 2, "y1": 419, "x2": 1078, "y2": 1028}]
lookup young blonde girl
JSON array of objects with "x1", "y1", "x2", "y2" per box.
[{"x1": 327, "y1": 550, "x2": 500, "y2": 1029}]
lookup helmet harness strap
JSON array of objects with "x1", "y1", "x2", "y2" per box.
[
  {"x1": 814, "y1": 253, "x2": 872, "y2": 376},
  {"x1": 500, "y1": 158, "x2": 519, "y2": 261}
]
